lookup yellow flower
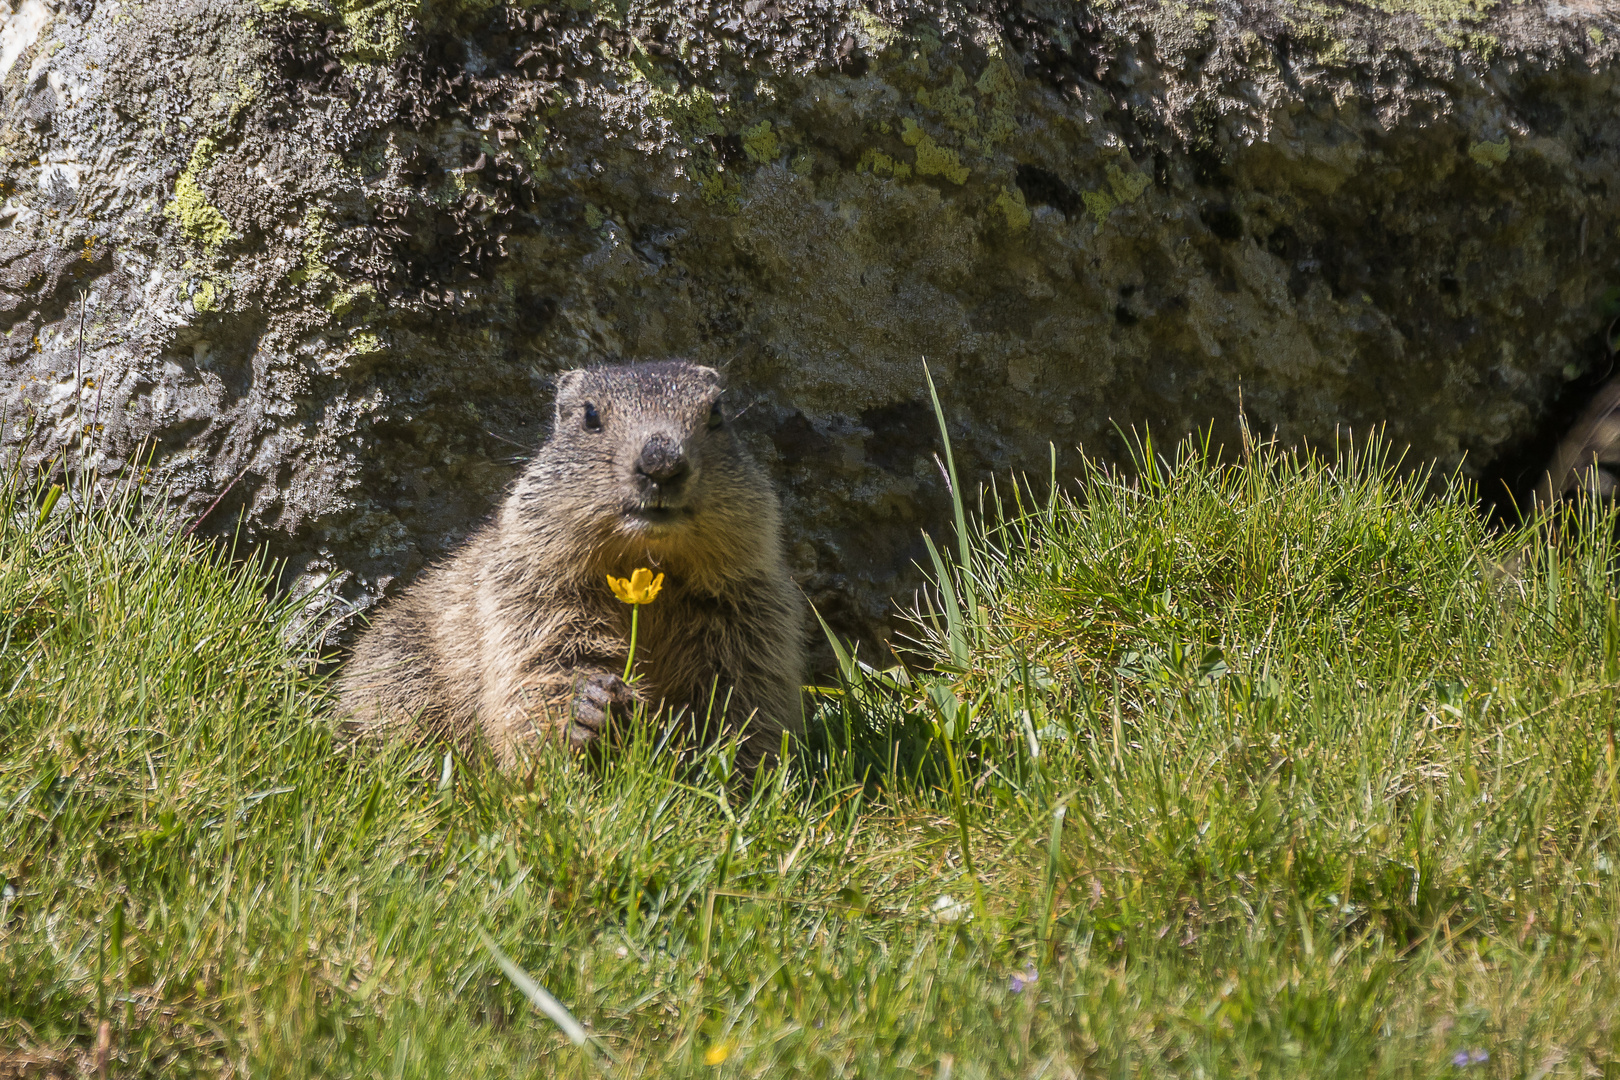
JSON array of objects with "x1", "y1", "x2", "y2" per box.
[
  {"x1": 704, "y1": 1041, "x2": 734, "y2": 1066},
  {"x1": 609, "y1": 568, "x2": 663, "y2": 680},
  {"x1": 607, "y1": 567, "x2": 664, "y2": 605}
]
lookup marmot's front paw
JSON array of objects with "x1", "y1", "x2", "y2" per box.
[{"x1": 569, "y1": 671, "x2": 634, "y2": 749}]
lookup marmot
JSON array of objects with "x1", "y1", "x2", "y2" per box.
[
  {"x1": 1537, "y1": 374, "x2": 1620, "y2": 507},
  {"x1": 337, "y1": 360, "x2": 806, "y2": 775}
]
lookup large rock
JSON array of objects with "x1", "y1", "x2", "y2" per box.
[{"x1": 1, "y1": 0, "x2": 1616, "y2": 641}]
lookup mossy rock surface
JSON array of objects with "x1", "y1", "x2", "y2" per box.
[{"x1": 0, "y1": 0, "x2": 1616, "y2": 637}]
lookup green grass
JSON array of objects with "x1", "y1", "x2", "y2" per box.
[{"x1": 5, "y1": 429, "x2": 1620, "y2": 1078}]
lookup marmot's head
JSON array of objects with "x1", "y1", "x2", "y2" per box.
[{"x1": 518, "y1": 360, "x2": 780, "y2": 574}]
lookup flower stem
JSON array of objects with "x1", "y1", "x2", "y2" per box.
[{"x1": 622, "y1": 604, "x2": 639, "y2": 682}]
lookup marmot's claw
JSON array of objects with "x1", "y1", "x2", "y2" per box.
[{"x1": 569, "y1": 671, "x2": 633, "y2": 749}]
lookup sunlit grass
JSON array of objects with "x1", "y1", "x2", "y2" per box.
[{"x1": 4, "y1": 426, "x2": 1620, "y2": 1078}]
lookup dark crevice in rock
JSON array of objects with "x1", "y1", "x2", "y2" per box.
[{"x1": 1014, "y1": 164, "x2": 1080, "y2": 219}]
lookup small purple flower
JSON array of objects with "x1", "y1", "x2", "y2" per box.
[
  {"x1": 1452, "y1": 1052, "x2": 1470, "y2": 1068},
  {"x1": 1009, "y1": 962, "x2": 1038, "y2": 994},
  {"x1": 1452, "y1": 1050, "x2": 1489, "y2": 1068},
  {"x1": 1471, "y1": 1051, "x2": 1489, "y2": 1065}
]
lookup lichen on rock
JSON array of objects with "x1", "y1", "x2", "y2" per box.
[
  {"x1": 1468, "y1": 138, "x2": 1510, "y2": 168},
  {"x1": 901, "y1": 118, "x2": 970, "y2": 185},
  {"x1": 1082, "y1": 163, "x2": 1153, "y2": 224},
  {"x1": 164, "y1": 137, "x2": 234, "y2": 250},
  {"x1": 188, "y1": 276, "x2": 225, "y2": 312},
  {"x1": 993, "y1": 185, "x2": 1030, "y2": 231},
  {"x1": 741, "y1": 120, "x2": 779, "y2": 164}
]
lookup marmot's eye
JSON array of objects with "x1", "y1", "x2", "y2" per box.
[
  {"x1": 583, "y1": 403, "x2": 601, "y2": 431},
  {"x1": 707, "y1": 401, "x2": 723, "y2": 430}
]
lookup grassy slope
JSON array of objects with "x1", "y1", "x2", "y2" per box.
[{"x1": 4, "y1": 435, "x2": 1620, "y2": 1078}]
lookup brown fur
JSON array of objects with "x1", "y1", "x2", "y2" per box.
[
  {"x1": 336, "y1": 360, "x2": 806, "y2": 774},
  {"x1": 1537, "y1": 375, "x2": 1620, "y2": 508}
]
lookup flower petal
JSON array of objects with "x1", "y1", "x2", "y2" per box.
[{"x1": 610, "y1": 568, "x2": 665, "y2": 604}]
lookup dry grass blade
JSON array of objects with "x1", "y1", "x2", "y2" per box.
[{"x1": 475, "y1": 927, "x2": 614, "y2": 1066}]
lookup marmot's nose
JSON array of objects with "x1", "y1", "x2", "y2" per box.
[{"x1": 636, "y1": 436, "x2": 690, "y2": 487}]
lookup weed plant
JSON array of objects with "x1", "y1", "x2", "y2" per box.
[{"x1": 4, "y1": 421, "x2": 1620, "y2": 1078}]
